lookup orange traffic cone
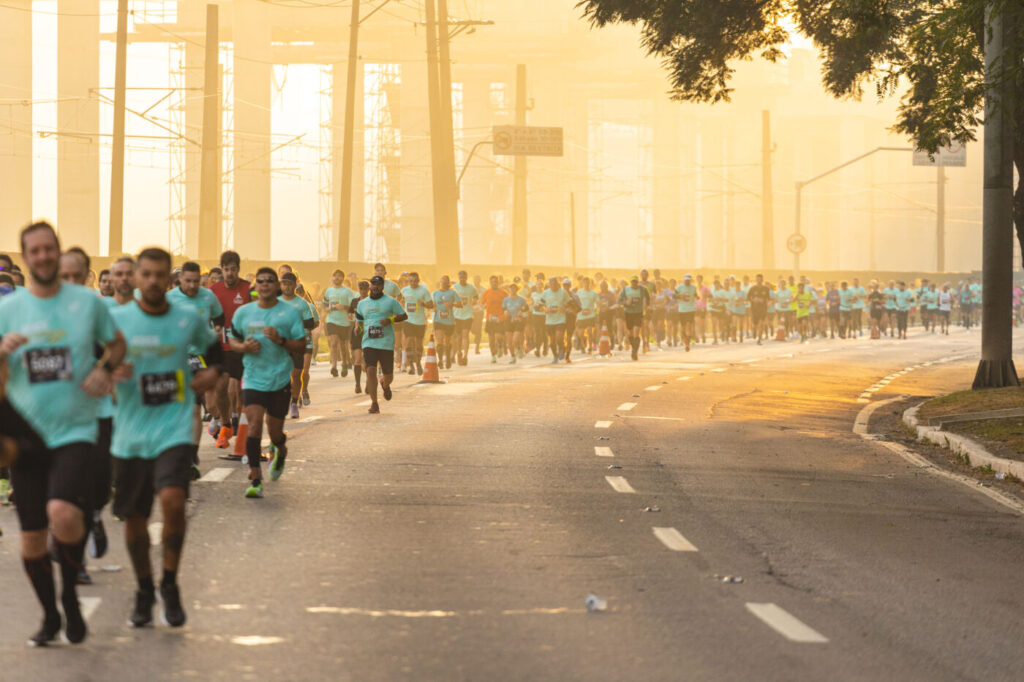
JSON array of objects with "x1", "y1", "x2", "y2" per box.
[
  {"x1": 870, "y1": 326, "x2": 881, "y2": 339},
  {"x1": 418, "y1": 335, "x2": 443, "y2": 384},
  {"x1": 598, "y1": 323, "x2": 612, "y2": 356},
  {"x1": 220, "y1": 413, "x2": 247, "y2": 461},
  {"x1": 775, "y1": 320, "x2": 786, "y2": 341}
]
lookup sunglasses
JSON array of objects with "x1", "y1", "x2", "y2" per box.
[{"x1": 256, "y1": 277, "x2": 276, "y2": 284}]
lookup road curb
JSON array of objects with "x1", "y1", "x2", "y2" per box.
[
  {"x1": 853, "y1": 396, "x2": 1024, "y2": 516},
  {"x1": 903, "y1": 404, "x2": 1024, "y2": 480}
]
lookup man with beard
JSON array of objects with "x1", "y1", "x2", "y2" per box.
[{"x1": 0, "y1": 222, "x2": 125, "y2": 646}]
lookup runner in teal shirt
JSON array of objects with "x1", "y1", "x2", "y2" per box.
[
  {"x1": 402, "y1": 281, "x2": 432, "y2": 327},
  {"x1": 230, "y1": 290, "x2": 305, "y2": 392}
]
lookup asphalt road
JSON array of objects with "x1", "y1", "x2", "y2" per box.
[{"x1": 2, "y1": 326, "x2": 1023, "y2": 681}]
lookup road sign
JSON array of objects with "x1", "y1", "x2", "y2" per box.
[
  {"x1": 787, "y1": 233, "x2": 807, "y2": 255},
  {"x1": 912, "y1": 142, "x2": 967, "y2": 167},
  {"x1": 492, "y1": 126, "x2": 564, "y2": 157}
]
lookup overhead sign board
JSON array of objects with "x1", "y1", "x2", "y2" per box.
[
  {"x1": 912, "y1": 142, "x2": 967, "y2": 167},
  {"x1": 492, "y1": 125, "x2": 564, "y2": 157}
]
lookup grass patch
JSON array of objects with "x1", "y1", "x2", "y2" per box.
[
  {"x1": 947, "y1": 418, "x2": 1024, "y2": 462},
  {"x1": 917, "y1": 386, "x2": 1024, "y2": 421}
]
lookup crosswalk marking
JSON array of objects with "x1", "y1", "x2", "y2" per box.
[
  {"x1": 617, "y1": 402, "x2": 637, "y2": 411},
  {"x1": 198, "y1": 467, "x2": 233, "y2": 483},
  {"x1": 594, "y1": 446, "x2": 614, "y2": 457},
  {"x1": 595, "y1": 420, "x2": 612, "y2": 429}
]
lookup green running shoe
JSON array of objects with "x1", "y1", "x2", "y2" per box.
[
  {"x1": 245, "y1": 482, "x2": 264, "y2": 499},
  {"x1": 0, "y1": 478, "x2": 11, "y2": 505},
  {"x1": 269, "y1": 447, "x2": 286, "y2": 482}
]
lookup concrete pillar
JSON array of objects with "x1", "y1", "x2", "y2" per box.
[
  {"x1": 233, "y1": 1, "x2": 271, "y2": 260},
  {"x1": 332, "y1": 61, "x2": 363, "y2": 264},
  {"x1": 0, "y1": 0, "x2": 32, "y2": 245},
  {"x1": 181, "y1": 0, "x2": 205, "y2": 259},
  {"x1": 57, "y1": 0, "x2": 100, "y2": 254}
]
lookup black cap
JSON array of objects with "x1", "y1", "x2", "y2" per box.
[
  {"x1": 370, "y1": 275, "x2": 385, "y2": 285},
  {"x1": 281, "y1": 272, "x2": 297, "y2": 283}
]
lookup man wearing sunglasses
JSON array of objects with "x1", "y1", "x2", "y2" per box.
[{"x1": 228, "y1": 268, "x2": 306, "y2": 499}]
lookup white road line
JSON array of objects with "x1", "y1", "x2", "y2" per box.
[
  {"x1": 199, "y1": 467, "x2": 233, "y2": 483},
  {"x1": 357, "y1": 400, "x2": 372, "y2": 407},
  {"x1": 745, "y1": 603, "x2": 828, "y2": 643},
  {"x1": 622, "y1": 415, "x2": 687, "y2": 422},
  {"x1": 298, "y1": 415, "x2": 324, "y2": 424},
  {"x1": 594, "y1": 446, "x2": 614, "y2": 458},
  {"x1": 595, "y1": 420, "x2": 612, "y2": 429},
  {"x1": 617, "y1": 402, "x2": 637, "y2": 411},
  {"x1": 80, "y1": 597, "x2": 101, "y2": 622},
  {"x1": 605, "y1": 476, "x2": 636, "y2": 493},
  {"x1": 711, "y1": 368, "x2": 726, "y2": 373},
  {"x1": 779, "y1": 353, "x2": 794, "y2": 358},
  {"x1": 857, "y1": 398, "x2": 870, "y2": 404},
  {"x1": 645, "y1": 385, "x2": 662, "y2": 392},
  {"x1": 652, "y1": 527, "x2": 698, "y2": 552},
  {"x1": 742, "y1": 358, "x2": 761, "y2": 363},
  {"x1": 676, "y1": 376, "x2": 692, "y2": 381},
  {"x1": 148, "y1": 521, "x2": 163, "y2": 546}
]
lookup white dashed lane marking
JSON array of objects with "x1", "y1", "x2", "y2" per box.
[
  {"x1": 652, "y1": 527, "x2": 698, "y2": 552},
  {"x1": 617, "y1": 402, "x2": 637, "y2": 411},
  {"x1": 676, "y1": 376, "x2": 692, "y2": 381},
  {"x1": 595, "y1": 420, "x2": 612, "y2": 429},
  {"x1": 604, "y1": 476, "x2": 636, "y2": 493},
  {"x1": 745, "y1": 603, "x2": 828, "y2": 643},
  {"x1": 594, "y1": 446, "x2": 614, "y2": 458},
  {"x1": 645, "y1": 385, "x2": 662, "y2": 392},
  {"x1": 198, "y1": 467, "x2": 233, "y2": 483},
  {"x1": 80, "y1": 597, "x2": 102, "y2": 622}
]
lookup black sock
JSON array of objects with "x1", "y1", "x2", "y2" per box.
[
  {"x1": 56, "y1": 540, "x2": 87, "y2": 642},
  {"x1": 354, "y1": 365, "x2": 362, "y2": 385},
  {"x1": 246, "y1": 437, "x2": 261, "y2": 462},
  {"x1": 231, "y1": 414, "x2": 240, "y2": 434},
  {"x1": 23, "y1": 556, "x2": 59, "y2": 620},
  {"x1": 139, "y1": 575, "x2": 155, "y2": 594},
  {"x1": 161, "y1": 569, "x2": 176, "y2": 588}
]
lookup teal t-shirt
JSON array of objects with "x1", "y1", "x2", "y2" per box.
[
  {"x1": 710, "y1": 288, "x2": 730, "y2": 313},
  {"x1": 323, "y1": 286, "x2": 356, "y2": 326},
  {"x1": 382, "y1": 280, "x2": 401, "y2": 300},
  {"x1": 0, "y1": 283, "x2": 117, "y2": 448},
  {"x1": 503, "y1": 295, "x2": 529, "y2": 320},
  {"x1": 576, "y1": 289, "x2": 598, "y2": 319},
  {"x1": 838, "y1": 288, "x2": 854, "y2": 312},
  {"x1": 852, "y1": 286, "x2": 867, "y2": 310},
  {"x1": 675, "y1": 284, "x2": 697, "y2": 313},
  {"x1": 883, "y1": 287, "x2": 897, "y2": 310},
  {"x1": 356, "y1": 294, "x2": 405, "y2": 350},
  {"x1": 111, "y1": 302, "x2": 217, "y2": 459},
  {"x1": 230, "y1": 300, "x2": 305, "y2": 391},
  {"x1": 452, "y1": 283, "x2": 477, "y2": 321},
  {"x1": 98, "y1": 295, "x2": 129, "y2": 419},
  {"x1": 278, "y1": 295, "x2": 316, "y2": 350},
  {"x1": 539, "y1": 288, "x2": 571, "y2": 325},
  {"x1": 618, "y1": 285, "x2": 649, "y2": 314},
  {"x1": 922, "y1": 290, "x2": 939, "y2": 310},
  {"x1": 401, "y1": 285, "x2": 432, "y2": 326},
  {"x1": 166, "y1": 286, "x2": 223, "y2": 355},
  {"x1": 432, "y1": 289, "x2": 459, "y2": 326},
  {"x1": 896, "y1": 289, "x2": 914, "y2": 311}
]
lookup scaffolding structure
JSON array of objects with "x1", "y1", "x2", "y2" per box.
[
  {"x1": 168, "y1": 41, "x2": 188, "y2": 255},
  {"x1": 317, "y1": 64, "x2": 334, "y2": 260},
  {"x1": 220, "y1": 43, "x2": 234, "y2": 251},
  {"x1": 363, "y1": 63, "x2": 402, "y2": 263}
]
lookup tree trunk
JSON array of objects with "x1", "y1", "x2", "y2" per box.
[{"x1": 973, "y1": 3, "x2": 1020, "y2": 389}]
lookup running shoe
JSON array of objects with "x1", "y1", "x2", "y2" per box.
[
  {"x1": 207, "y1": 419, "x2": 220, "y2": 439},
  {"x1": 88, "y1": 518, "x2": 108, "y2": 559},
  {"x1": 368, "y1": 403, "x2": 380, "y2": 414},
  {"x1": 341, "y1": 364, "x2": 349, "y2": 378},
  {"x1": 330, "y1": 367, "x2": 339, "y2": 378},
  {"x1": 383, "y1": 384, "x2": 392, "y2": 401},
  {"x1": 0, "y1": 478, "x2": 11, "y2": 505},
  {"x1": 77, "y1": 569, "x2": 92, "y2": 586},
  {"x1": 160, "y1": 584, "x2": 187, "y2": 627},
  {"x1": 28, "y1": 614, "x2": 62, "y2": 647},
  {"x1": 129, "y1": 590, "x2": 155, "y2": 628},
  {"x1": 216, "y1": 428, "x2": 231, "y2": 449},
  {"x1": 509, "y1": 356, "x2": 516, "y2": 364},
  {"x1": 289, "y1": 402, "x2": 300, "y2": 419},
  {"x1": 269, "y1": 445, "x2": 287, "y2": 482},
  {"x1": 302, "y1": 390, "x2": 310, "y2": 407},
  {"x1": 191, "y1": 463, "x2": 202, "y2": 481},
  {"x1": 355, "y1": 383, "x2": 362, "y2": 394},
  {"x1": 245, "y1": 482, "x2": 264, "y2": 499},
  {"x1": 61, "y1": 593, "x2": 87, "y2": 644}
]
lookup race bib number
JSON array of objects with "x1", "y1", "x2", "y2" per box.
[
  {"x1": 489, "y1": 315, "x2": 500, "y2": 323},
  {"x1": 187, "y1": 354, "x2": 206, "y2": 373},
  {"x1": 24, "y1": 347, "x2": 73, "y2": 383},
  {"x1": 630, "y1": 297, "x2": 640, "y2": 307},
  {"x1": 439, "y1": 309, "x2": 451, "y2": 320},
  {"x1": 406, "y1": 301, "x2": 418, "y2": 314},
  {"x1": 367, "y1": 325, "x2": 384, "y2": 339},
  {"x1": 140, "y1": 371, "x2": 184, "y2": 406}
]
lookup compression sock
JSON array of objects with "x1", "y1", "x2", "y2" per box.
[
  {"x1": 56, "y1": 540, "x2": 87, "y2": 643},
  {"x1": 160, "y1": 569, "x2": 177, "y2": 588},
  {"x1": 23, "y1": 556, "x2": 59, "y2": 621},
  {"x1": 353, "y1": 364, "x2": 362, "y2": 386}
]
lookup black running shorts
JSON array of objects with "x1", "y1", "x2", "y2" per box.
[
  {"x1": 242, "y1": 384, "x2": 292, "y2": 420},
  {"x1": 362, "y1": 347, "x2": 395, "y2": 375},
  {"x1": 112, "y1": 445, "x2": 193, "y2": 519},
  {"x1": 12, "y1": 441, "x2": 94, "y2": 532}
]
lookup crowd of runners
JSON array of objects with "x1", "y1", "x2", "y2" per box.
[{"x1": 0, "y1": 221, "x2": 995, "y2": 648}]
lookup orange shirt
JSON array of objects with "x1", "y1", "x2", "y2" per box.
[{"x1": 481, "y1": 288, "x2": 509, "y2": 319}]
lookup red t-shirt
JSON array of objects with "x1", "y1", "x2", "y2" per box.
[{"x1": 210, "y1": 279, "x2": 252, "y2": 349}]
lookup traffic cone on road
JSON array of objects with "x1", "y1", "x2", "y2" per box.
[
  {"x1": 870, "y1": 326, "x2": 881, "y2": 339},
  {"x1": 220, "y1": 413, "x2": 247, "y2": 461},
  {"x1": 418, "y1": 335, "x2": 443, "y2": 384},
  {"x1": 775, "y1": 319, "x2": 786, "y2": 341},
  {"x1": 598, "y1": 323, "x2": 612, "y2": 356}
]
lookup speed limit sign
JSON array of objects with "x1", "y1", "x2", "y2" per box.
[{"x1": 787, "y1": 233, "x2": 807, "y2": 254}]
